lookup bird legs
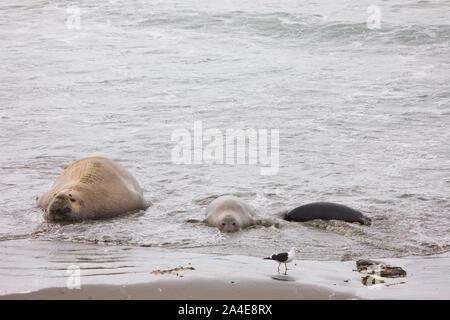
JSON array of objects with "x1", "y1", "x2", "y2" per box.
[{"x1": 277, "y1": 263, "x2": 289, "y2": 275}]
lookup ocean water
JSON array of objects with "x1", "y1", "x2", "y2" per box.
[{"x1": 0, "y1": 0, "x2": 449, "y2": 261}]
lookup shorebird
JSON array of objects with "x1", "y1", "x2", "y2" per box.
[{"x1": 264, "y1": 247, "x2": 301, "y2": 275}]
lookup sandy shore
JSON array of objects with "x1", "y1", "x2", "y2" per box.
[
  {"x1": 0, "y1": 239, "x2": 449, "y2": 300},
  {"x1": 3, "y1": 279, "x2": 354, "y2": 300}
]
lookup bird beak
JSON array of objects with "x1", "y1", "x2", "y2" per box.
[{"x1": 296, "y1": 249, "x2": 301, "y2": 253}]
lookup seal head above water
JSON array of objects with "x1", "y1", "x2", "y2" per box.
[{"x1": 198, "y1": 195, "x2": 278, "y2": 233}]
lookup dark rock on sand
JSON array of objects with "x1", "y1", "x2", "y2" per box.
[{"x1": 355, "y1": 259, "x2": 407, "y2": 286}]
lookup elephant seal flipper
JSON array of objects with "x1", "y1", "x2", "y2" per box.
[
  {"x1": 185, "y1": 219, "x2": 203, "y2": 223},
  {"x1": 254, "y1": 218, "x2": 280, "y2": 228},
  {"x1": 39, "y1": 156, "x2": 148, "y2": 221},
  {"x1": 286, "y1": 202, "x2": 371, "y2": 226}
]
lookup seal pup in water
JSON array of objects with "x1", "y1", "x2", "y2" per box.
[
  {"x1": 285, "y1": 202, "x2": 371, "y2": 225},
  {"x1": 189, "y1": 195, "x2": 278, "y2": 233},
  {"x1": 38, "y1": 156, "x2": 149, "y2": 221}
]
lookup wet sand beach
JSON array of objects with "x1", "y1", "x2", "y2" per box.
[{"x1": 1, "y1": 239, "x2": 449, "y2": 300}]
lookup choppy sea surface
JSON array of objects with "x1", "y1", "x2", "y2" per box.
[{"x1": 0, "y1": 0, "x2": 449, "y2": 261}]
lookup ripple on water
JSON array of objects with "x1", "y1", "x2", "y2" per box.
[{"x1": 0, "y1": 0, "x2": 449, "y2": 260}]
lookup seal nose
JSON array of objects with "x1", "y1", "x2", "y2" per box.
[
  {"x1": 49, "y1": 206, "x2": 72, "y2": 216},
  {"x1": 48, "y1": 194, "x2": 72, "y2": 220},
  {"x1": 56, "y1": 194, "x2": 67, "y2": 201}
]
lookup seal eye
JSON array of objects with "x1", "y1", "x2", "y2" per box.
[
  {"x1": 69, "y1": 198, "x2": 76, "y2": 202},
  {"x1": 221, "y1": 223, "x2": 225, "y2": 226},
  {"x1": 232, "y1": 222, "x2": 236, "y2": 226}
]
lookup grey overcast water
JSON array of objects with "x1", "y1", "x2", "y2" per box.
[{"x1": 0, "y1": 0, "x2": 449, "y2": 261}]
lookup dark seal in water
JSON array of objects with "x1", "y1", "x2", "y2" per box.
[{"x1": 285, "y1": 202, "x2": 371, "y2": 225}]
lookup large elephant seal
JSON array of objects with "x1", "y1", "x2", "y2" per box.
[
  {"x1": 38, "y1": 156, "x2": 149, "y2": 221},
  {"x1": 285, "y1": 202, "x2": 371, "y2": 226},
  {"x1": 201, "y1": 195, "x2": 278, "y2": 233}
]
